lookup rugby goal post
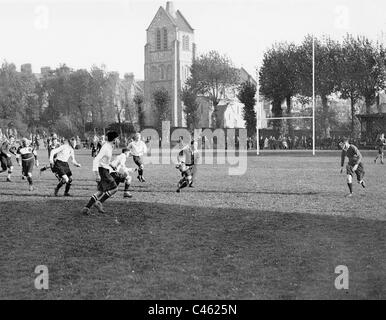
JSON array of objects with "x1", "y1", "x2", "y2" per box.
[{"x1": 255, "y1": 36, "x2": 316, "y2": 156}]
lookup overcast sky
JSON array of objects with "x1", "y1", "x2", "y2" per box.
[{"x1": 0, "y1": 0, "x2": 385, "y2": 80}]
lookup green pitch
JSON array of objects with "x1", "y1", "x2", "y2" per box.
[{"x1": 0, "y1": 150, "x2": 385, "y2": 299}]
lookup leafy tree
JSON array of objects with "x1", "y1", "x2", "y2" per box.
[
  {"x1": 338, "y1": 36, "x2": 367, "y2": 136},
  {"x1": 0, "y1": 61, "x2": 39, "y2": 131},
  {"x1": 336, "y1": 35, "x2": 386, "y2": 136},
  {"x1": 297, "y1": 35, "x2": 343, "y2": 138},
  {"x1": 153, "y1": 87, "x2": 170, "y2": 131},
  {"x1": 186, "y1": 50, "x2": 239, "y2": 128},
  {"x1": 181, "y1": 85, "x2": 200, "y2": 131},
  {"x1": 133, "y1": 93, "x2": 145, "y2": 130},
  {"x1": 237, "y1": 81, "x2": 256, "y2": 137},
  {"x1": 40, "y1": 64, "x2": 72, "y2": 128},
  {"x1": 68, "y1": 69, "x2": 92, "y2": 135},
  {"x1": 354, "y1": 37, "x2": 386, "y2": 113},
  {"x1": 259, "y1": 42, "x2": 299, "y2": 133},
  {"x1": 89, "y1": 65, "x2": 115, "y2": 131}
]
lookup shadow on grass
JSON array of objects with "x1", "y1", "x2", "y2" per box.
[
  {"x1": 0, "y1": 189, "x2": 320, "y2": 198},
  {"x1": 0, "y1": 199, "x2": 385, "y2": 300}
]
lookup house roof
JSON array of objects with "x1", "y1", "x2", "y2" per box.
[{"x1": 239, "y1": 67, "x2": 257, "y2": 86}]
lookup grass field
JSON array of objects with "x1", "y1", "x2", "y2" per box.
[{"x1": 0, "y1": 149, "x2": 385, "y2": 299}]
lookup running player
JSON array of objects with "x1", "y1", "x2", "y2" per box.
[
  {"x1": 175, "y1": 160, "x2": 193, "y2": 193},
  {"x1": 339, "y1": 137, "x2": 366, "y2": 197},
  {"x1": 81, "y1": 131, "x2": 119, "y2": 215},
  {"x1": 110, "y1": 147, "x2": 137, "y2": 198},
  {"x1": 127, "y1": 132, "x2": 147, "y2": 182},
  {"x1": 40, "y1": 133, "x2": 61, "y2": 173},
  {"x1": 16, "y1": 138, "x2": 39, "y2": 191},
  {"x1": 374, "y1": 133, "x2": 386, "y2": 164},
  {"x1": 0, "y1": 135, "x2": 17, "y2": 182},
  {"x1": 49, "y1": 137, "x2": 81, "y2": 196},
  {"x1": 178, "y1": 139, "x2": 200, "y2": 187}
]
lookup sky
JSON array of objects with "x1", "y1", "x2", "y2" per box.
[{"x1": 0, "y1": 0, "x2": 385, "y2": 80}]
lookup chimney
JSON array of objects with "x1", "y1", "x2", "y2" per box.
[
  {"x1": 166, "y1": 1, "x2": 176, "y2": 18},
  {"x1": 21, "y1": 64, "x2": 32, "y2": 74},
  {"x1": 41, "y1": 66, "x2": 51, "y2": 76}
]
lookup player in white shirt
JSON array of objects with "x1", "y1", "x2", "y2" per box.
[
  {"x1": 110, "y1": 148, "x2": 137, "y2": 198},
  {"x1": 49, "y1": 137, "x2": 81, "y2": 196},
  {"x1": 127, "y1": 132, "x2": 147, "y2": 182},
  {"x1": 81, "y1": 131, "x2": 119, "y2": 215}
]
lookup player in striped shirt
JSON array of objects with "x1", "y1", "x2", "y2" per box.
[
  {"x1": 0, "y1": 135, "x2": 17, "y2": 182},
  {"x1": 16, "y1": 138, "x2": 39, "y2": 191},
  {"x1": 339, "y1": 137, "x2": 366, "y2": 197}
]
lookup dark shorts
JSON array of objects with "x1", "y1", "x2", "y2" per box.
[
  {"x1": 22, "y1": 158, "x2": 35, "y2": 176},
  {"x1": 97, "y1": 167, "x2": 118, "y2": 192},
  {"x1": 181, "y1": 167, "x2": 193, "y2": 179},
  {"x1": 0, "y1": 153, "x2": 12, "y2": 171},
  {"x1": 378, "y1": 147, "x2": 384, "y2": 154},
  {"x1": 53, "y1": 160, "x2": 72, "y2": 178},
  {"x1": 346, "y1": 162, "x2": 365, "y2": 181},
  {"x1": 111, "y1": 171, "x2": 126, "y2": 185},
  {"x1": 133, "y1": 156, "x2": 144, "y2": 168}
]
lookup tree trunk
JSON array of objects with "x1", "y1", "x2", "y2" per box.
[
  {"x1": 365, "y1": 95, "x2": 373, "y2": 114},
  {"x1": 351, "y1": 97, "x2": 355, "y2": 137},
  {"x1": 376, "y1": 93, "x2": 382, "y2": 113},
  {"x1": 286, "y1": 95, "x2": 294, "y2": 139},
  {"x1": 272, "y1": 98, "x2": 283, "y2": 135},
  {"x1": 321, "y1": 95, "x2": 330, "y2": 138},
  {"x1": 211, "y1": 101, "x2": 220, "y2": 129}
]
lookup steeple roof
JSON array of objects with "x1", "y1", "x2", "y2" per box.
[{"x1": 146, "y1": 3, "x2": 194, "y2": 33}]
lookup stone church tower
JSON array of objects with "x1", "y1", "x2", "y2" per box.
[{"x1": 144, "y1": 1, "x2": 195, "y2": 128}]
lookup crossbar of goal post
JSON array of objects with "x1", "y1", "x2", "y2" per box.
[{"x1": 255, "y1": 116, "x2": 315, "y2": 155}]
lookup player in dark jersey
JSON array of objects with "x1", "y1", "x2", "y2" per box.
[
  {"x1": 175, "y1": 161, "x2": 194, "y2": 193},
  {"x1": 339, "y1": 137, "x2": 366, "y2": 197},
  {"x1": 175, "y1": 139, "x2": 200, "y2": 193},
  {"x1": 16, "y1": 138, "x2": 39, "y2": 191},
  {"x1": 177, "y1": 139, "x2": 200, "y2": 188},
  {"x1": 0, "y1": 135, "x2": 17, "y2": 182},
  {"x1": 374, "y1": 133, "x2": 386, "y2": 164}
]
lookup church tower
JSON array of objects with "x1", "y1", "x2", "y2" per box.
[{"x1": 144, "y1": 1, "x2": 195, "y2": 128}]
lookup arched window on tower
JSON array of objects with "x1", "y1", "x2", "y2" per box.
[
  {"x1": 166, "y1": 65, "x2": 172, "y2": 79},
  {"x1": 160, "y1": 65, "x2": 165, "y2": 80},
  {"x1": 151, "y1": 66, "x2": 158, "y2": 80},
  {"x1": 163, "y1": 27, "x2": 168, "y2": 50},
  {"x1": 182, "y1": 35, "x2": 189, "y2": 51},
  {"x1": 156, "y1": 28, "x2": 161, "y2": 50}
]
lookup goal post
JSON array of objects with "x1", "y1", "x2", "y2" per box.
[{"x1": 255, "y1": 35, "x2": 316, "y2": 156}]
